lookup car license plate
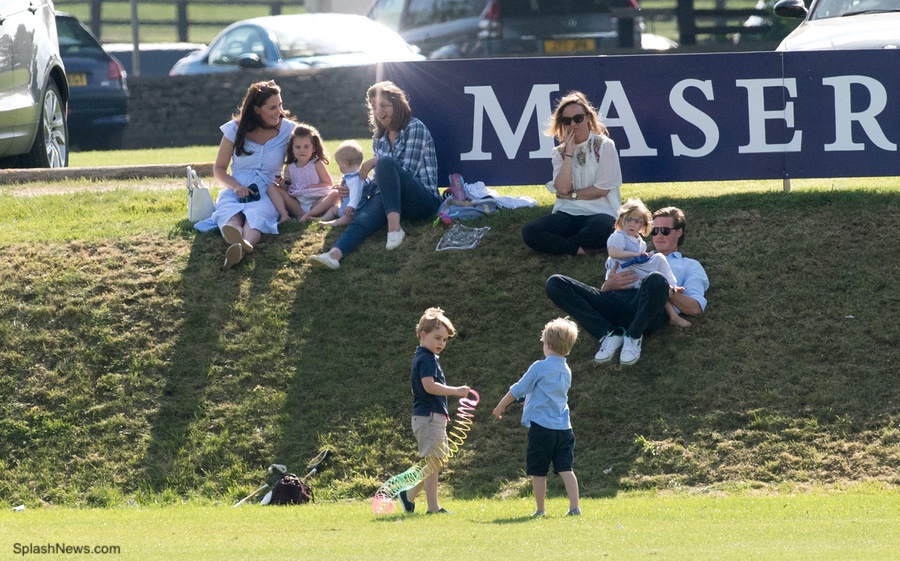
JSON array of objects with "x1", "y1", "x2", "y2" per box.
[
  {"x1": 544, "y1": 39, "x2": 596, "y2": 54},
  {"x1": 67, "y1": 72, "x2": 88, "y2": 87}
]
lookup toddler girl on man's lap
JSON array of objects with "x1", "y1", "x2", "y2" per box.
[{"x1": 606, "y1": 198, "x2": 691, "y2": 328}]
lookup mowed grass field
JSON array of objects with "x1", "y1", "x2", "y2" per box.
[
  {"x1": 1, "y1": 143, "x2": 899, "y2": 558},
  {"x1": 2, "y1": 491, "x2": 899, "y2": 560}
]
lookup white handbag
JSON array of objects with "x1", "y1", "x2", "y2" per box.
[{"x1": 187, "y1": 165, "x2": 215, "y2": 223}]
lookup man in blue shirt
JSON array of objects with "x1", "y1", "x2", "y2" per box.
[{"x1": 546, "y1": 206, "x2": 709, "y2": 366}]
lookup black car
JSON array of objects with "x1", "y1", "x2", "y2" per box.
[
  {"x1": 368, "y1": 0, "x2": 677, "y2": 59},
  {"x1": 0, "y1": 0, "x2": 69, "y2": 168},
  {"x1": 56, "y1": 12, "x2": 128, "y2": 150}
]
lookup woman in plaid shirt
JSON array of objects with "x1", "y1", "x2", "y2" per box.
[{"x1": 310, "y1": 81, "x2": 441, "y2": 270}]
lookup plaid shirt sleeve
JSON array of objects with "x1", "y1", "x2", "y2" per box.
[{"x1": 396, "y1": 118, "x2": 438, "y2": 193}]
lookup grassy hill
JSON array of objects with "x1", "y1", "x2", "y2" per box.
[{"x1": 0, "y1": 176, "x2": 898, "y2": 507}]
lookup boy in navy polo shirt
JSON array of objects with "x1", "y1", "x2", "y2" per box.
[
  {"x1": 399, "y1": 307, "x2": 471, "y2": 515},
  {"x1": 492, "y1": 317, "x2": 581, "y2": 517}
]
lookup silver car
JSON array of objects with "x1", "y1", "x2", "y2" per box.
[
  {"x1": 0, "y1": 0, "x2": 69, "y2": 168},
  {"x1": 774, "y1": 0, "x2": 900, "y2": 50},
  {"x1": 169, "y1": 13, "x2": 424, "y2": 75}
]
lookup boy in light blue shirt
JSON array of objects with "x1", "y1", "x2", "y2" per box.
[{"x1": 492, "y1": 317, "x2": 581, "y2": 517}]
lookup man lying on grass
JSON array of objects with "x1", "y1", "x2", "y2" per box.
[{"x1": 545, "y1": 206, "x2": 709, "y2": 366}]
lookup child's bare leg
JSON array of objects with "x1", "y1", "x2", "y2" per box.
[
  {"x1": 559, "y1": 471, "x2": 580, "y2": 511},
  {"x1": 667, "y1": 301, "x2": 692, "y2": 328},
  {"x1": 323, "y1": 213, "x2": 352, "y2": 226},
  {"x1": 532, "y1": 476, "x2": 547, "y2": 513},
  {"x1": 423, "y1": 457, "x2": 442, "y2": 512},
  {"x1": 300, "y1": 190, "x2": 341, "y2": 222},
  {"x1": 267, "y1": 186, "x2": 292, "y2": 224},
  {"x1": 316, "y1": 206, "x2": 340, "y2": 221}
]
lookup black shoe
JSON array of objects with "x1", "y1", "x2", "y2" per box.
[
  {"x1": 426, "y1": 507, "x2": 451, "y2": 514},
  {"x1": 398, "y1": 490, "x2": 415, "y2": 513}
]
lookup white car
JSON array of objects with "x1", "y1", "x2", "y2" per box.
[
  {"x1": 170, "y1": 13, "x2": 423, "y2": 75},
  {"x1": 774, "y1": 0, "x2": 900, "y2": 50}
]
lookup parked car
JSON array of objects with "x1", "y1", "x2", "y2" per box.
[
  {"x1": 774, "y1": 0, "x2": 900, "y2": 50},
  {"x1": 169, "y1": 13, "x2": 424, "y2": 75},
  {"x1": 367, "y1": 0, "x2": 677, "y2": 59},
  {"x1": 0, "y1": 0, "x2": 69, "y2": 168},
  {"x1": 367, "y1": 0, "x2": 493, "y2": 58},
  {"x1": 55, "y1": 12, "x2": 129, "y2": 150}
]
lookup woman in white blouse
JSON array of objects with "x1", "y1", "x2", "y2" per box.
[{"x1": 522, "y1": 91, "x2": 623, "y2": 256}]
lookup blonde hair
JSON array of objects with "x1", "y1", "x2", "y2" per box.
[
  {"x1": 541, "y1": 317, "x2": 578, "y2": 356},
  {"x1": 334, "y1": 140, "x2": 364, "y2": 168},
  {"x1": 416, "y1": 307, "x2": 456, "y2": 337},
  {"x1": 615, "y1": 198, "x2": 653, "y2": 237}
]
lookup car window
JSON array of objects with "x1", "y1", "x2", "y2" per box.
[
  {"x1": 369, "y1": 0, "x2": 407, "y2": 30},
  {"x1": 208, "y1": 26, "x2": 267, "y2": 65},
  {"x1": 500, "y1": 0, "x2": 617, "y2": 16},
  {"x1": 270, "y1": 18, "x2": 411, "y2": 58},
  {"x1": 409, "y1": 0, "x2": 488, "y2": 26},
  {"x1": 811, "y1": 0, "x2": 898, "y2": 19},
  {"x1": 55, "y1": 16, "x2": 103, "y2": 54}
]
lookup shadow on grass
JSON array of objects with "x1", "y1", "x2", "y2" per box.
[{"x1": 143, "y1": 220, "x2": 282, "y2": 493}]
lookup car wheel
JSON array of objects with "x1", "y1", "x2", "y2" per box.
[{"x1": 19, "y1": 81, "x2": 68, "y2": 168}]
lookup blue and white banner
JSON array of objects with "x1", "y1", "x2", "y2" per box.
[{"x1": 382, "y1": 50, "x2": 899, "y2": 186}]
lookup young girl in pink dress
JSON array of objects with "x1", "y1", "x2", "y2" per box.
[{"x1": 268, "y1": 123, "x2": 340, "y2": 223}]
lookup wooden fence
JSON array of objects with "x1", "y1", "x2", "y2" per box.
[
  {"x1": 55, "y1": 0, "x2": 769, "y2": 48},
  {"x1": 54, "y1": 0, "x2": 297, "y2": 42}
]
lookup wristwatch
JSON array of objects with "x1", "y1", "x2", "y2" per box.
[{"x1": 571, "y1": 190, "x2": 578, "y2": 199}]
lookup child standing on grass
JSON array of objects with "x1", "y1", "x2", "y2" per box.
[
  {"x1": 322, "y1": 140, "x2": 365, "y2": 227},
  {"x1": 606, "y1": 199, "x2": 691, "y2": 328},
  {"x1": 268, "y1": 123, "x2": 338, "y2": 223},
  {"x1": 398, "y1": 307, "x2": 471, "y2": 515},
  {"x1": 492, "y1": 317, "x2": 581, "y2": 517}
]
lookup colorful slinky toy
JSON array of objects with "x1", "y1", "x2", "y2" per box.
[{"x1": 372, "y1": 390, "x2": 480, "y2": 514}]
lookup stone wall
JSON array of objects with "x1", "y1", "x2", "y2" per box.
[{"x1": 122, "y1": 66, "x2": 378, "y2": 149}]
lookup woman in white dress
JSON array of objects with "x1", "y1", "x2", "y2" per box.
[{"x1": 194, "y1": 80, "x2": 297, "y2": 269}]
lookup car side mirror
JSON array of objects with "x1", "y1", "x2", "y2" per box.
[
  {"x1": 773, "y1": 0, "x2": 808, "y2": 18},
  {"x1": 237, "y1": 53, "x2": 265, "y2": 68}
]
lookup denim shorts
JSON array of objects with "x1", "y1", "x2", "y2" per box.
[
  {"x1": 526, "y1": 422, "x2": 575, "y2": 476},
  {"x1": 412, "y1": 414, "x2": 449, "y2": 458}
]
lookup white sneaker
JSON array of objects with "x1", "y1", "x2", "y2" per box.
[
  {"x1": 594, "y1": 332, "x2": 624, "y2": 364},
  {"x1": 386, "y1": 229, "x2": 406, "y2": 250},
  {"x1": 309, "y1": 252, "x2": 340, "y2": 270},
  {"x1": 620, "y1": 336, "x2": 643, "y2": 365}
]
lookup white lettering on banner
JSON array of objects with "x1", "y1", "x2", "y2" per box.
[
  {"x1": 823, "y1": 75, "x2": 897, "y2": 152},
  {"x1": 458, "y1": 74, "x2": 895, "y2": 163},
  {"x1": 736, "y1": 78, "x2": 802, "y2": 154},
  {"x1": 597, "y1": 81, "x2": 658, "y2": 157},
  {"x1": 461, "y1": 84, "x2": 558, "y2": 161},
  {"x1": 669, "y1": 79, "x2": 719, "y2": 158}
]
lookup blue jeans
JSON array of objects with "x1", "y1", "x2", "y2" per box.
[
  {"x1": 334, "y1": 156, "x2": 440, "y2": 256},
  {"x1": 545, "y1": 272, "x2": 670, "y2": 340}
]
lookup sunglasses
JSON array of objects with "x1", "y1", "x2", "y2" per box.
[
  {"x1": 559, "y1": 113, "x2": 586, "y2": 126},
  {"x1": 624, "y1": 216, "x2": 645, "y2": 224},
  {"x1": 651, "y1": 227, "x2": 680, "y2": 236}
]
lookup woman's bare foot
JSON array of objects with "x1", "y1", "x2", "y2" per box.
[{"x1": 278, "y1": 214, "x2": 291, "y2": 224}]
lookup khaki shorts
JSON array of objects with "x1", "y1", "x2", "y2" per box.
[{"x1": 411, "y1": 414, "x2": 449, "y2": 458}]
